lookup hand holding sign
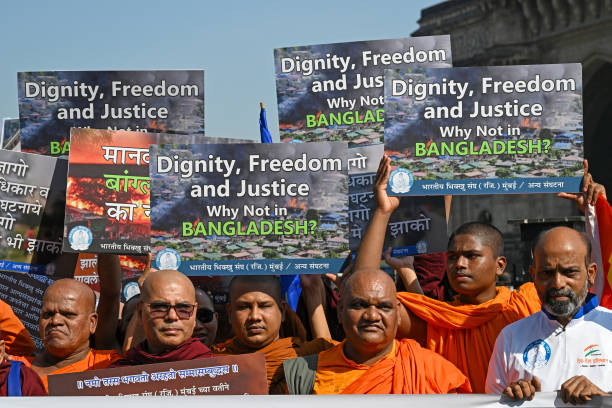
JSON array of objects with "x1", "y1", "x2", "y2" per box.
[{"x1": 557, "y1": 160, "x2": 607, "y2": 212}]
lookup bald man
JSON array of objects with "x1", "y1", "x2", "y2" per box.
[
  {"x1": 112, "y1": 270, "x2": 213, "y2": 366},
  {"x1": 356, "y1": 156, "x2": 541, "y2": 392},
  {"x1": 486, "y1": 227, "x2": 612, "y2": 404},
  {"x1": 11, "y1": 279, "x2": 121, "y2": 391},
  {"x1": 284, "y1": 268, "x2": 471, "y2": 394},
  {"x1": 9, "y1": 254, "x2": 122, "y2": 391},
  {"x1": 212, "y1": 275, "x2": 336, "y2": 394}
]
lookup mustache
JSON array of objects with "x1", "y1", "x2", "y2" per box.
[{"x1": 545, "y1": 287, "x2": 577, "y2": 302}]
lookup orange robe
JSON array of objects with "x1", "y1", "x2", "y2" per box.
[
  {"x1": 0, "y1": 298, "x2": 35, "y2": 356},
  {"x1": 12, "y1": 348, "x2": 121, "y2": 392},
  {"x1": 213, "y1": 336, "x2": 336, "y2": 394},
  {"x1": 313, "y1": 339, "x2": 471, "y2": 394},
  {"x1": 397, "y1": 282, "x2": 541, "y2": 392}
]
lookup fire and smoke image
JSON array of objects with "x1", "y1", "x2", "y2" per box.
[
  {"x1": 149, "y1": 142, "x2": 349, "y2": 269},
  {"x1": 384, "y1": 64, "x2": 583, "y2": 192},
  {"x1": 18, "y1": 70, "x2": 205, "y2": 156},
  {"x1": 274, "y1": 36, "x2": 451, "y2": 146}
]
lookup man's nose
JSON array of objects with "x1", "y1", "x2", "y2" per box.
[
  {"x1": 455, "y1": 255, "x2": 468, "y2": 269},
  {"x1": 363, "y1": 305, "x2": 381, "y2": 320}
]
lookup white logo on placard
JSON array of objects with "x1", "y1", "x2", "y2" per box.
[
  {"x1": 68, "y1": 226, "x2": 92, "y2": 251},
  {"x1": 156, "y1": 248, "x2": 181, "y2": 270},
  {"x1": 389, "y1": 168, "x2": 414, "y2": 194}
]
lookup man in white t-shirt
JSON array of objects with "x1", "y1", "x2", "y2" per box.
[{"x1": 485, "y1": 226, "x2": 612, "y2": 404}]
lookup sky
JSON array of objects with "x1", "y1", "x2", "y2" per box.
[{"x1": 0, "y1": 0, "x2": 442, "y2": 141}]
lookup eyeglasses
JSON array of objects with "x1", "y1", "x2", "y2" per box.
[
  {"x1": 146, "y1": 302, "x2": 195, "y2": 320},
  {"x1": 197, "y1": 308, "x2": 215, "y2": 323}
]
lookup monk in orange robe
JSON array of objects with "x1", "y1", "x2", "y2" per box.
[
  {"x1": 283, "y1": 268, "x2": 471, "y2": 394},
  {"x1": 11, "y1": 255, "x2": 122, "y2": 391},
  {"x1": 0, "y1": 299, "x2": 35, "y2": 357},
  {"x1": 353, "y1": 155, "x2": 541, "y2": 392},
  {"x1": 212, "y1": 275, "x2": 336, "y2": 394}
]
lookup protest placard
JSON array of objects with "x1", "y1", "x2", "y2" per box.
[
  {"x1": 348, "y1": 144, "x2": 447, "y2": 256},
  {"x1": 0, "y1": 271, "x2": 55, "y2": 351},
  {"x1": 18, "y1": 70, "x2": 205, "y2": 156},
  {"x1": 64, "y1": 129, "x2": 241, "y2": 255},
  {"x1": 384, "y1": 64, "x2": 583, "y2": 195},
  {"x1": 48, "y1": 352, "x2": 268, "y2": 396},
  {"x1": 0, "y1": 150, "x2": 68, "y2": 274},
  {"x1": 149, "y1": 142, "x2": 348, "y2": 275},
  {"x1": 274, "y1": 36, "x2": 451, "y2": 145},
  {"x1": 1, "y1": 118, "x2": 19, "y2": 149}
]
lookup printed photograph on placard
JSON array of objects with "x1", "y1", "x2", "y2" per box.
[
  {"x1": 0, "y1": 150, "x2": 67, "y2": 274},
  {"x1": 384, "y1": 64, "x2": 583, "y2": 195},
  {"x1": 18, "y1": 70, "x2": 205, "y2": 156},
  {"x1": 150, "y1": 142, "x2": 348, "y2": 275},
  {"x1": 348, "y1": 144, "x2": 447, "y2": 256},
  {"x1": 274, "y1": 36, "x2": 451, "y2": 146},
  {"x1": 64, "y1": 128, "x2": 247, "y2": 255}
]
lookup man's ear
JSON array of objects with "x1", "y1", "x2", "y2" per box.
[
  {"x1": 89, "y1": 312, "x2": 99, "y2": 335},
  {"x1": 529, "y1": 265, "x2": 536, "y2": 281},
  {"x1": 495, "y1": 256, "x2": 507, "y2": 277},
  {"x1": 587, "y1": 262, "x2": 597, "y2": 288}
]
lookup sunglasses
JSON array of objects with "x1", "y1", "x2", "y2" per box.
[
  {"x1": 197, "y1": 308, "x2": 215, "y2": 323},
  {"x1": 146, "y1": 302, "x2": 195, "y2": 320}
]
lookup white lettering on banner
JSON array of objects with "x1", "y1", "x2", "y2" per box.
[{"x1": 2, "y1": 393, "x2": 606, "y2": 407}]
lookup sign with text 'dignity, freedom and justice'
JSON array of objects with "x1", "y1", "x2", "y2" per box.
[
  {"x1": 384, "y1": 64, "x2": 582, "y2": 196},
  {"x1": 149, "y1": 142, "x2": 348, "y2": 276}
]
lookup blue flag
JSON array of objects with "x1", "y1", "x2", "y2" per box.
[{"x1": 259, "y1": 103, "x2": 273, "y2": 143}]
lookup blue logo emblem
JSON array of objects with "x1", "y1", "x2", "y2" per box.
[
  {"x1": 389, "y1": 168, "x2": 414, "y2": 193},
  {"x1": 156, "y1": 248, "x2": 181, "y2": 270},
  {"x1": 416, "y1": 240, "x2": 428, "y2": 254},
  {"x1": 522, "y1": 339, "x2": 551, "y2": 369},
  {"x1": 68, "y1": 226, "x2": 92, "y2": 251}
]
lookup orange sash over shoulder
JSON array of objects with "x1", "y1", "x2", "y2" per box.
[
  {"x1": 12, "y1": 349, "x2": 121, "y2": 392},
  {"x1": 313, "y1": 339, "x2": 471, "y2": 394},
  {"x1": 397, "y1": 282, "x2": 541, "y2": 392},
  {"x1": 0, "y1": 298, "x2": 35, "y2": 356},
  {"x1": 213, "y1": 336, "x2": 336, "y2": 394}
]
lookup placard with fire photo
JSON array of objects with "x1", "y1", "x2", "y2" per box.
[{"x1": 64, "y1": 128, "x2": 248, "y2": 255}]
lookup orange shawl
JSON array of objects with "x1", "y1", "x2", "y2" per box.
[
  {"x1": 397, "y1": 282, "x2": 541, "y2": 392},
  {"x1": 0, "y1": 298, "x2": 35, "y2": 356},
  {"x1": 11, "y1": 348, "x2": 121, "y2": 392},
  {"x1": 213, "y1": 336, "x2": 336, "y2": 394},
  {"x1": 313, "y1": 339, "x2": 471, "y2": 394}
]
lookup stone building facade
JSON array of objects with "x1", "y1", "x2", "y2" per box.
[{"x1": 414, "y1": 0, "x2": 612, "y2": 285}]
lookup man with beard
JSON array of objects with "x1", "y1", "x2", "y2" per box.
[
  {"x1": 486, "y1": 227, "x2": 612, "y2": 403},
  {"x1": 283, "y1": 268, "x2": 471, "y2": 394}
]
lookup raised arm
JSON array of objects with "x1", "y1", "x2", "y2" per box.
[
  {"x1": 354, "y1": 155, "x2": 400, "y2": 270},
  {"x1": 299, "y1": 275, "x2": 332, "y2": 339},
  {"x1": 94, "y1": 254, "x2": 122, "y2": 351},
  {"x1": 557, "y1": 159, "x2": 607, "y2": 211},
  {"x1": 384, "y1": 248, "x2": 423, "y2": 295}
]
